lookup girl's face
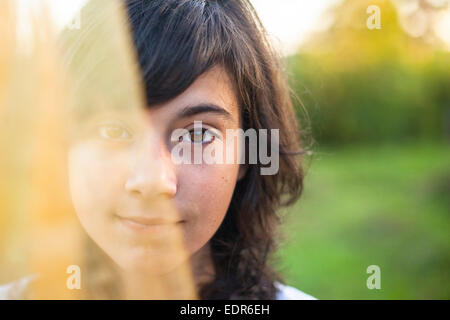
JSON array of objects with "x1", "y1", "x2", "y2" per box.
[{"x1": 68, "y1": 66, "x2": 244, "y2": 274}]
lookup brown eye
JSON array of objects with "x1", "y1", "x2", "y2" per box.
[
  {"x1": 190, "y1": 129, "x2": 205, "y2": 143},
  {"x1": 98, "y1": 123, "x2": 132, "y2": 140},
  {"x1": 183, "y1": 128, "x2": 216, "y2": 144}
]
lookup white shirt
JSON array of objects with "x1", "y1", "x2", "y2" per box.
[
  {"x1": 274, "y1": 282, "x2": 316, "y2": 300},
  {"x1": 0, "y1": 276, "x2": 316, "y2": 300},
  {"x1": 0, "y1": 275, "x2": 36, "y2": 300}
]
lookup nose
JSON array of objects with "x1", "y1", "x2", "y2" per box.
[{"x1": 125, "y1": 136, "x2": 177, "y2": 199}]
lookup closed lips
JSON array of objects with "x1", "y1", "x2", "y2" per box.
[{"x1": 116, "y1": 215, "x2": 182, "y2": 226}]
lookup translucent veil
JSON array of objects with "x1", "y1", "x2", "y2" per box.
[{"x1": 0, "y1": 0, "x2": 197, "y2": 299}]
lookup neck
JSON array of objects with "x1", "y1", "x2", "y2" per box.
[
  {"x1": 120, "y1": 242, "x2": 215, "y2": 299},
  {"x1": 191, "y1": 242, "x2": 216, "y2": 288}
]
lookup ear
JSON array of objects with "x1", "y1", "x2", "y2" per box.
[{"x1": 237, "y1": 164, "x2": 248, "y2": 181}]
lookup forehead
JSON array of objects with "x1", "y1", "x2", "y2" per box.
[{"x1": 148, "y1": 65, "x2": 240, "y2": 123}]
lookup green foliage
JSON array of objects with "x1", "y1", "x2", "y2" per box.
[
  {"x1": 276, "y1": 0, "x2": 450, "y2": 300},
  {"x1": 277, "y1": 143, "x2": 450, "y2": 299},
  {"x1": 286, "y1": 0, "x2": 450, "y2": 146}
]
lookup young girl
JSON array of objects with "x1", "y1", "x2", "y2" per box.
[{"x1": 0, "y1": 0, "x2": 315, "y2": 300}]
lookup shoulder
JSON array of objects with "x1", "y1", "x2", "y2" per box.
[
  {"x1": 0, "y1": 275, "x2": 36, "y2": 300},
  {"x1": 274, "y1": 281, "x2": 317, "y2": 300}
]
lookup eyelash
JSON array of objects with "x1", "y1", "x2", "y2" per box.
[
  {"x1": 180, "y1": 127, "x2": 220, "y2": 145},
  {"x1": 96, "y1": 121, "x2": 220, "y2": 145},
  {"x1": 97, "y1": 122, "x2": 133, "y2": 141}
]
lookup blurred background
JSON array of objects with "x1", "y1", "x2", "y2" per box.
[
  {"x1": 7, "y1": 0, "x2": 450, "y2": 299},
  {"x1": 251, "y1": 0, "x2": 449, "y2": 299}
]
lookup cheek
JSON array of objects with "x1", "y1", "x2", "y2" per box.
[
  {"x1": 178, "y1": 163, "x2": 240, "y2": 253},
  {"x1": 67, "y1": 145, "x2": 126, "y2": 224}
]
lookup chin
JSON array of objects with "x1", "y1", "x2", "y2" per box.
[{"x1": 112, "y1": 246, "x2": 191, "y2": 275}]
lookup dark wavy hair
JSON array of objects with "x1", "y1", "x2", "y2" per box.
[{"x1": 123, "y1": 0, "x2": 306, "y2": 299}]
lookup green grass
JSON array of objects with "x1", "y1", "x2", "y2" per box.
[{"x1": 277, "y1": 142, "x2": 450, "y2": 299}]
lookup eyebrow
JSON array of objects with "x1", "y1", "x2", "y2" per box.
[{"x1": 175, "y1": 103, "x2": 235, "y2": 123}]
